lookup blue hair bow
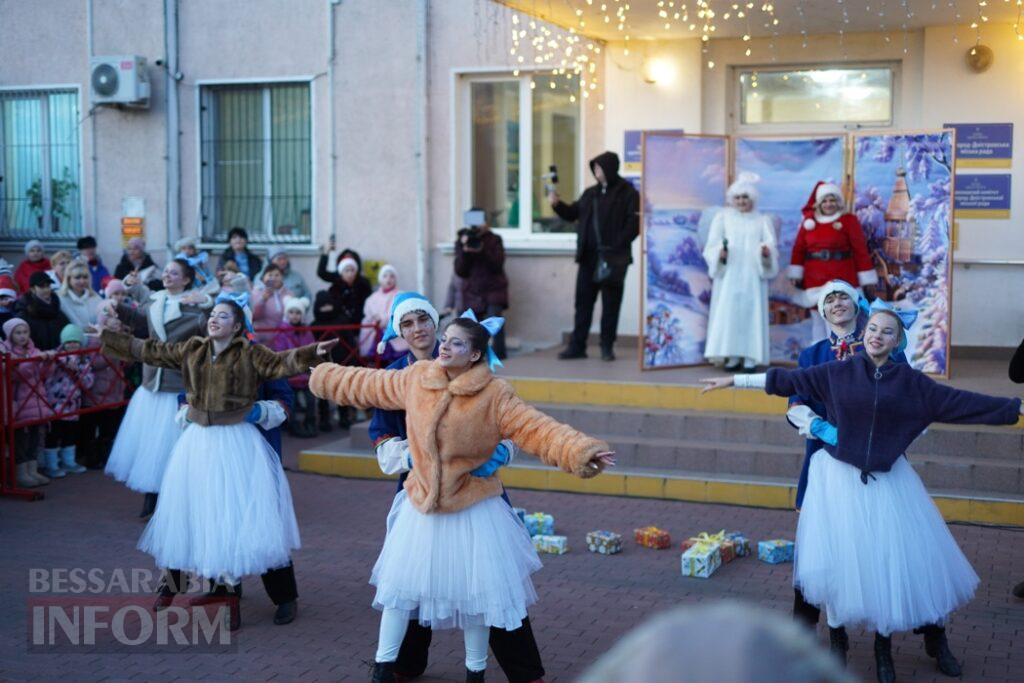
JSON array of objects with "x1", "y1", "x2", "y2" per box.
[
  {"x1": 215, "y1": 290, "x2": 255, "y2": 335},
  {"x1": 459, "y1": 309, "x2": 505, "y2": 371},
  {"x1": 177, "y1": 250, "x2": 208, "y2": 268},
  {"x1": 868, "y1": 298, "x2": 918, "y2": 356}
]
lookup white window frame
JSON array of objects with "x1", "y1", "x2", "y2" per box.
[
  {"x1": 194, "y1": 76, "x2": 317, "y2": 246},
  {"x1": 0, "y1": 84, "x2": 85, "y2": 245},
  {"x1": 729, "y1": 61, "x2": 901, "y2": 135},
  {"x1": 452, "y1": 68, "x2": 585, "y2": 251}
]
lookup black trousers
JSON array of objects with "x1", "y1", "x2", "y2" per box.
[
  {"x1": 793, "y1": 586, "x2": 821, "y2": 628},
  {"x1": 78, "y1": 407, "x2": 124, "y2": 467},
  {"x1": 569, "y1": 260, "x2": 627, "y2": 352},
  {"x1": 396, "y1": 616, "x2": 545, "y2": 683},
  {"x1": 163, "y1": 562, "x2": 298, "y2": 605}
]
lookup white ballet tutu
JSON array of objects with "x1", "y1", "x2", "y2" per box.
[
  {"x1": 795, "y1": 449, "x2": 979, "y2": 635},
  {"x1": 371, "y1": 491, "x2": 542, "y2": 631},
  {"x1": 137, "y1": 422, "x2": 301, "y2": 580},
  {"x1": 105, "y1": 387, "x2": 182, "y2": 493}
]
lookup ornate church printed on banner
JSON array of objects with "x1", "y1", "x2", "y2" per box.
[
  {"x1": 852, "y1": 131, "x2": 955, "y2": 377},
  {"x1": 640, "y1": 133, "x2": 728, "y2": 369}
]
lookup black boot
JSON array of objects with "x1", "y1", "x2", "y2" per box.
[
  {"x1": 466, "y1": 668, "x2": 485, "y2": 683},
  {"x1": 828, "y1": 626, "x2": 849, "y2": 668},
  {"x1": 874, "y1": 633, "x2": 896, "y2": 683},
  {"x1": 370, "y1": 661, "x2": 396, "y2": 683},
  {"x1": 153, "y1": 569, "x2": 184, "y2": 611},
  {"x1": 273, "y1": 600, "x2": 297, "y2": 625},
  {"x1": 917, "y1": 625, "x2": 962, "y2": 677},
  {"x1": 1013, "y1": 580, "x2": 1024, "y2": 599},
  {"x1": 139, "y1": 492, "x2": 158, "y2": 519},
  {"x1": 600, "y1": 346, "x2": 615, "y2": 361}
]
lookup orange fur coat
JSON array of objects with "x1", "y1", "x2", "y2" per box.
[{"x1": 309, "y1": 360, "x2": 609, "y2": 513}]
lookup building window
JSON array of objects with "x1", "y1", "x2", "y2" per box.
[
  {"x1": 0, "y1": 89, "x2": 82, "y2": 241},
  {"x1": 737, "y1": 65, "x2": 895, "y2": 128},
  {"x1": 199, "y1": 82, "x2": 312, "y2": 244},
  {"x1": 463, "y1": 72, "x2": 581, "y2": 238}
]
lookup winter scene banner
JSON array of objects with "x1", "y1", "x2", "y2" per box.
[
  {"x1": 852, "y1": 131, "x2": 955, "y2": 377},
  {"x1": 641, "y1": 133, "x2": 728, "y2": 369},
  {"x1": 734, "y1": 136, "x2": 847, "y2": 363}
]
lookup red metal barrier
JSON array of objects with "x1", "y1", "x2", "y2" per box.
[{"x1": 0, "y1": 324, "x2": 381, "y2": 501}]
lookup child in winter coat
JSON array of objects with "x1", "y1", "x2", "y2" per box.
[
  {"x1": 252, "y1": 264, "x2": 292, "y2": 343},
  {"x1": 1, "y1": 318, "x2": 53, "y2": 487},
  {"x1": 14, "y1": 240, "x2": 51, "y2": 293},
  {"x1": 42, "y1": 324, "x2": 94, "y2": 477},
  {"x1": 79, "y1": 310, "x2": 129, "y2": 469},
  {"x1": 272, "y1": 296, "x2": 318, "y2": 437},
  {"x1": 358, "y1": 264, "x2": 408, "y2": 361}
]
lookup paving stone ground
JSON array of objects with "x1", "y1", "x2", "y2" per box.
[{"x1": 1, "y1": 432, "x2": 1022, "y2": 682}]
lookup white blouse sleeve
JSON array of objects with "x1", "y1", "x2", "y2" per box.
[{"x1": 733, "y1": 373, "x2": 767, "y2": 389}]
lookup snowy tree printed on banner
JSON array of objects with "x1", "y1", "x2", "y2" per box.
[
  {"x1": 734, "y1": 136, "x2": 847, "y2": 362},
  {"x1": 641, "y1": 134, "x2": 727, "y2": 369},
  {"x1": 853, "y1": 131, "x2": 954, "y2": 376}
]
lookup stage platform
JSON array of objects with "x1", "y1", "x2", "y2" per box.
[{"x1": 300, "y1": 342, "x2": 1024, "y2": 526}]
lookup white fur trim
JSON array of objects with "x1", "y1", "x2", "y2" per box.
[
  {"x1": 802, "y1": 218, "x2": 816, "y2": 230},
  {"x1": 377, "y1": 264, "x2": 397, "y2": 285},
  {"x1": 787, "y1": 264, "x2": 805, "y2": 280},
  {"x1": 283, "y1": 295, "x2": 310, "y2": 315},
  {"x1": 337, "y1": 257, "x2": 358, "y2": 274},
  {"x1": 815, "y1": 183, "x2": 843, "y2": 205},
  {"x1": 816, "y1": 280, "x2": 859, "y2": 317},
  {"x1": 389, "y1": 296, "x2": 439, "y2": 339},
  {"x1": 726, "y1": 171, "x2": 761, "y2": 203},
  {"x1": 857, "y1": 269, "x2": 879, "y2": 286}
]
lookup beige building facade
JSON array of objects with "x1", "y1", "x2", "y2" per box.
[{"x1": 2, "y1": 0, "x2": 1022, "y2": 349}]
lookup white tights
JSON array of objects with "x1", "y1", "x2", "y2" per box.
[{"x1": 375, "y1": 607, "x2": 489, "y2": 672}]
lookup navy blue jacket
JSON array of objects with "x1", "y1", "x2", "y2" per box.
[
  {"x1": 789, "y1": 328, "x2": 906, "y2": 506},
  {"x1": 768, "y1": 351, "x2": 1020, "y2": 479},
  {"x1": 257, "y1": 378, "x2": 294, "y2": 459}
]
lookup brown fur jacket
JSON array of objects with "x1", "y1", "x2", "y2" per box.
[
  {"x1": 102, "y1": 329, "x2": 322, "y2": 424},
  {"x1": 309, "y1": 360, "x2": 609, "y2": 514}
]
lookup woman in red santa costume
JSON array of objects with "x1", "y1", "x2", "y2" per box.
[{"x1": 788, "y1": 181, "x2": 877, "y2": 338}]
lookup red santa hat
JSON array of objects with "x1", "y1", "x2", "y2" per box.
[{"x1": 801, "y1": 181, "x2": 845, "y2": 230}]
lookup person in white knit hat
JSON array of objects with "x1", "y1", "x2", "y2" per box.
[{"x1": 701, "y1": 172, "x2": 780, "y2": 372}]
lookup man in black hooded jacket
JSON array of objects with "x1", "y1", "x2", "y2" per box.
[{"x1": 549, "y1": 150, "x2": 640, "y2": 361}]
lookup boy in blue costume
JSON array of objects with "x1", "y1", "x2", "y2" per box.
[{"x1": 368, "y1": 292, "x2": 544, "y2": 683}]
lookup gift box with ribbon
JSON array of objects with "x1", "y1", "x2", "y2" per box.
[
  {"x1": 634, "y1": 526, "x2": 671, "y2": 549},
  {"x1": 533, "y1": 534, "x2": 569, "y2": 555},
  {"x1": 725, "y1": 531, "x2": 751, "y2": 557},
  {"x1": 524, "y1": 512, "x2": 554, "y2": 537},
  {"x1": 758, "y1": 539, "x2": 795, "y2": 564},
  {"x1": 586, "y1": 530, "x2": 622, "y2": 555},
  {"x1": 681, "y1": 540, "x2": 722, "y2": 578}
]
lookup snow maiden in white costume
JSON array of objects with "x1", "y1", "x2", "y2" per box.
[
  {"x1": 702, "y1": 172, "x2": 779, "y2": 372},
  {"x1": 702, "y1": 301, "x2": 1023, "y2": 683},
  {"x1": 101, "y1": 294, "x2": 335, "y2": 630},
  {"x1": 309, "y1": 312, "x2": 615, "y2": 682},
  {"x1": 104, "y1": 259, "x2": 212, "y2": 516}
]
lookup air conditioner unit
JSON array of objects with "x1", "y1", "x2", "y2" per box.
[{"x1": 89, "y1": 55, "x2": 150, "y2": 108}]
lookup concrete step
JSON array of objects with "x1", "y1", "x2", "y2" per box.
[{"x1": 297, "y1": 447, "x2": 1024, "y2": 527}]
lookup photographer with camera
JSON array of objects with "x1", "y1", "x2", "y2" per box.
[
  {"x1": 453, "y1": 208, "x2": 509, "y2": 359},
  {"x1": 549, "y1": 151, "x2": 639, "y2": 361}
]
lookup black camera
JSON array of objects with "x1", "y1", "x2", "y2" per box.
[{"x1": 458, "y1": 226, "x2": 483, "y2": 250}]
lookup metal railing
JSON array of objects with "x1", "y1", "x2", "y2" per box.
[{"x1": 0, "y1": 323, "x2": 382, "y2": 501}]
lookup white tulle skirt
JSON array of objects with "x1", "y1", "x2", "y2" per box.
[
  {"x1": 137, "y1": 422, "x2": 301, "y2": 580},
  {"x1": 795, "y1": 449, "x2": 979, "y2": 635},
  {"x1": 105, "y1": 387, "x2": 182, "y2": 493},
  {"x1": 371, "y1": 491, "x2": 542, "y2": 631}
]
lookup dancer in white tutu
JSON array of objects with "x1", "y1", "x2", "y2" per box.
[
  {"x1": 310, "y1": 312, "x2": 615, "y2": 683},
  {"x1": 101, "y1": 294, "x2": 337, "y2": 630},
  {"x1": 104, "y1": 258, "x2": 212, "y2": 517},
  {"x1": 701, "y1": 300, "x2": 1023, "y2": 683}
]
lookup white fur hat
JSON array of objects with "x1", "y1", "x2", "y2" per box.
[
  {"x1": 337, "y1": 257, "x2": 359, "y2": 275},
  {"x1": 816, "y1": 280, "x2": 860, "y2": 318},
  {"x1": 283, "y1": 295, "x2": 310, "y2": 316},
  {"x1": 815, "y1": 182, "x2": 843, "y2": 206},
  {"x1": 726, "y1": 171, "x2": 760, "y2": 203}
]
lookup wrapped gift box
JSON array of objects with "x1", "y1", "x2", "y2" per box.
[
  {"x1": 718, "y1": 539, "x2": 737, "y2": 564},
  {"x1": 758, "y1": 539, "x2": 795, "y2": 564},
  {"x1": 512, "y1": 507, "x2": 527, "y2": 524},
  {"x1": 524, "y1": 512, "x2": 554, "y2": 537},
  {"x1": 681, "y1": 544, "x2": 722, "y2": 578},
  {"x1": 725, "y1": 531, "x2": 751, "y2": 557},
  {"x1": 680, "y1": 531, "x2": 725, "y2": 553},
  {"x1": 586, "y1": 530, "x2": 622, "y2": 555},
  {"x1": 533, "y1": 534, "x2": 569, "y2": 555},
  {"x1": 634, "y1": 526, "x2": 671, "y2": 549}
]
